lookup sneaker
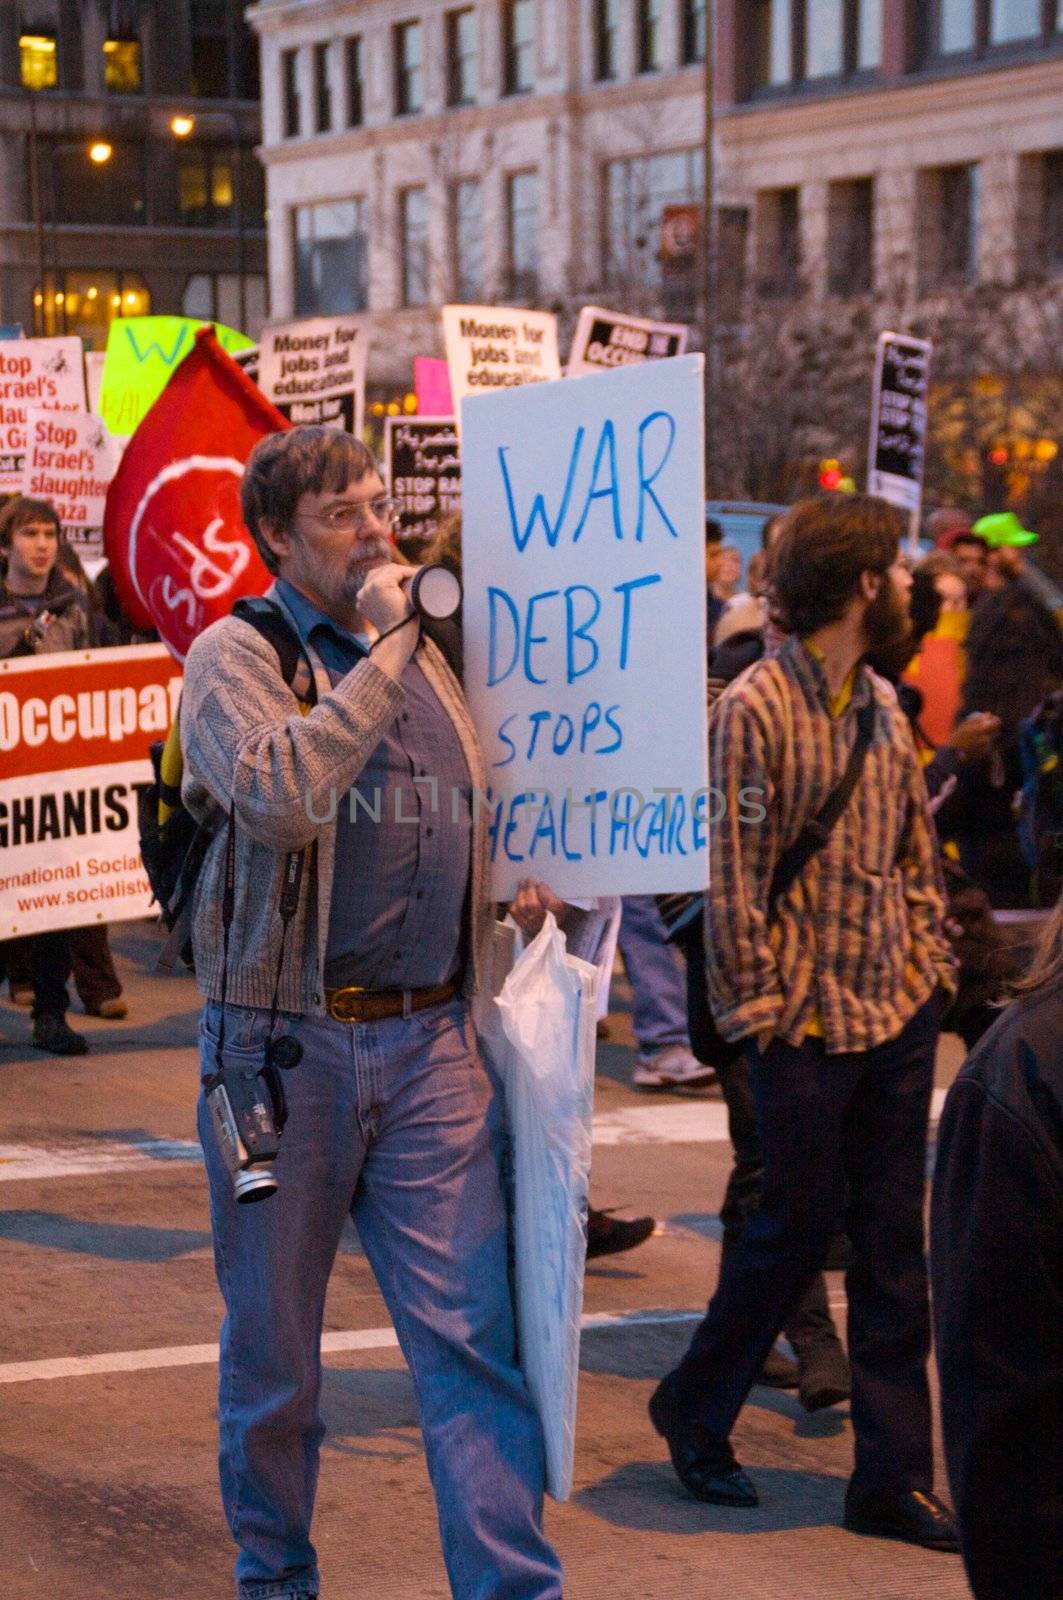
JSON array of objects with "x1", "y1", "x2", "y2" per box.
[
  {"x1": 633, "y1": 1045, "x2": 716, "y2": 1090},
  {"x1": 84, "y1": 997, "x2": 128, "y2": 1019},
  {"x1": 586, "y1": 1207, "x2": 655, "y2": 1259},
  {"x1": 9, "y1": 982, "x2": 33, "y2": 1007},
  {"x1": 32, "y1": 1014, "x2": 89, "y2": 1056}
]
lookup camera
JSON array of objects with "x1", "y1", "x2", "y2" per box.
[{"x1": 205, "y1": 1038, "x2": 298, "y2": 1203}]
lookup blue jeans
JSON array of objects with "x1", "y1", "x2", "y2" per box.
[
  {"x1": 616, "y1": 895, "x2": 691, "y2": 1053},
  {"x1": 197, "y1": 997, "x2": 563, "y2": 1600}
]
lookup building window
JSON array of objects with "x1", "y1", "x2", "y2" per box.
[
  {"x1": 604, "y1": 148, "x2": 704, "y2": 290},
  {"x1": 718, "y1": 206, "x2": 750, "y2": 321},
  {"x1": 920, "y1": 164, "x2": 979, "y2": 288},
  {"x1": 932, "y1": 0, "x2": 1056, "y2": 54},
  {"x1": 594, "y1": 0, "x2": 619, "y2": 79},
  {"x1": 752, "y1": 0, "x2": 882, "y2": 87},
  {"x1": 45, "y1": 137, "x2": 146, "y2": 226},
  {"x1": 177, "y1": 145, "x2": 241, "y2": 226},
  {"x1": 756, "y1": 187, "x2": 801, "y2": 296},
  {"x1": 400, "y1": 187, "x2": 430, "y2": 306},
  {"x1": 395, "y1": 21, "x2": 424, "y2": 115},
  {"x1": 282, "y1": 49, "x2": 300, "y2": 137},
  {"x1": 503, "y1": 0, "x2": 535, "y2": 95},
  {"x1": 313, "y1": 42, "x2": 332, "y2": 133},
  {"x1": 20, "y1": 32, "x2": 58, "y2": 90},
  {"x1": 638, "y1": 0, "x2": 663, "y2": 72},
  {"x1": 294, "y1": 199, "x2": 369, "y2": 314},
  {"x1": 183, "y1": 272, "x2": 268, "y2": 335},
  {"x1": 190, "y1": 0, "x2": 230, "y2": 98},
  {"x1": 453, "y1": 178, "x2": 484, "y2": 299},
  {"x1": 682, "y1": 0, "x2": 708, "y2": 63},
  {"x1": 103, "y1": 37, "x2": 141, "y2": 93},
  {"x1": 346, "y1": 37, "x2": 364, "y2": 126},
  {"x1": 827, "y1": 178, "x2": 873, "y2": 293},
  {"x1": 447, "y1": 8, "x2": 479, "y2": 105},
  {"x1": 506, "y1": 171, "x2": 539, "y2": 299},
  {"x1": 990, "y1": 0, "x2": 1042, "y2": 40},
  {"x1": 34, "y1": 270, "x2": 150, "y2": 343}
]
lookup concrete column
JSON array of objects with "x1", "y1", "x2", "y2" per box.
[
  {"x1": 422, "y1": 11, "x2": 446, "y2": 116},
  {"x1": 978, "y1": 151, "x2": 1022, "y2": 286},
  {"x1": 481, "y1": 140, "x2": 507, "y2": 298},
  {"x1": 873, "y1": 165, "x2": 918, "y2": 303},
  {"x1": 715, "y1": 0, "x2": 742, "y2": 105},
  {"x1": 799, "y1": 180, "x2": 830, "y2": 299}
]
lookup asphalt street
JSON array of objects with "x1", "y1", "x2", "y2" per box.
[{"x1": 0, "y1": 921, "x2": 973, "y2": 1600}]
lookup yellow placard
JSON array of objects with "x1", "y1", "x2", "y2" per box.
[{"x1": 98, "y1": 316, "x2": 253, "y2": 437}]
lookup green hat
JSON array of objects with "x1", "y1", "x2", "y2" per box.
[{"x1": 972, "y1": 511, "x2": 1038, "y2": 548}]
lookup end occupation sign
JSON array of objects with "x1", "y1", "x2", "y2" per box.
[
  {"x1": 566, "y1": 306, "x2": 688, "y2": 377},
  {"x1": 868, "y1": 331, "x2": 932, "y2": 517},
  {"x1": 460, "y1": 355, "x2": 708, "y2": 899}
]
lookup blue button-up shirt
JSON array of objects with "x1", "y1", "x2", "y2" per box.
[{"x1": 276, "y1": 580, "x2": 472, "y2": 989}]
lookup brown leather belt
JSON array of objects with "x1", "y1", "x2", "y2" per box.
[{"x1": 324, "y1": 978, "x2": 460, "y2": 1024}]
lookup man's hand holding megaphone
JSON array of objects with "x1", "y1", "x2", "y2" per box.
[{"x1": 357, "y1": 560, "x2": 462, "y2": 682}]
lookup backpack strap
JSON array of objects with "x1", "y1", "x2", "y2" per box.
[
  {"x1": 769, "y1": 691, "x2": 877, "y2": 908},
  {"x1": 232, "y1": 595, "x2": 317, "y2": 706}
]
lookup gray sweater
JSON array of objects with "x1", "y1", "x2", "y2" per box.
[{"x1": 180, "y1": 593, "x2": 491, "y2": 1014}]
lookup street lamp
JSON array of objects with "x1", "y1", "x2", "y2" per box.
[
  {"x1": 88, "y1": 141, "x2": 113, "y2": 165},
  {"x1": 27, "y1": 132, "x2": 114, "y2": 334},
  {"x1": 170, "y1": 108, "x2": 248, "y2": 333}
]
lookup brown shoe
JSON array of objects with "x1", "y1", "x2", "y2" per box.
[{"x1": 85, "y1": 997, "x2": 128, "y2": 1019}]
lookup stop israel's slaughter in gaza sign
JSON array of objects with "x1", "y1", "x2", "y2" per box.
[{"x1": 460, "y1": 354, "x2": 709, "y2": 899}]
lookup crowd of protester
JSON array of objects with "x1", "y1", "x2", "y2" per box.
[{"x1": 3, "y1": 458, "x2": 1062, "y2": 1600}]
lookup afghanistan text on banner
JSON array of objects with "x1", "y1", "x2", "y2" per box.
[
  {"x1": 0, "y1": 644, "x2": 181, "y2": 937},
  {"x1": 103, "y1": 326, "x2": 288, "y2": 661},
  {"x1": 460, "y1": 354, "x2": 709, "y2": 900},
  {"x1": 566, "y1": 306, "x2": 688, "y2": 377},
  {"x1": 0, "y1": 337, "x2": 87, "y2": 495},
  {"x1": 98, "y1": 316, "x2": 254, "y2": 439},
  {"x1": 442, "y1": 305, "x2": 561, "y2": 419},
  {"x1": 257, "y1": 315, "x2": 367, "y2": 434}
]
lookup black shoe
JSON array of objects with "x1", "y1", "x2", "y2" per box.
[
  {"x1": 844, "y1": 1486, "x2": 959, "y2": 1552},
  {"x1": 756, "y1": 1345, "x2": 800, "y2": 1389},
  {"x1": 32, "y1": 1014, "x2": 89, "y2": 1056},
  {"x1": 586, "y1": 1207, "x2": 655, "y2": 1259},
  {"x1": 796, "y1": 1339, "x2": 851, "y2": 1412},
  {"x1": 648, "y1": 1374, "x2": 758, "y2": 1506}
]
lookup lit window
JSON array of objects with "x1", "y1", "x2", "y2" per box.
[
  {"x1": 103, "y1": 38, "x2": 142, "y2": 93},
  {"x1": 20, "y1": 34, "x2": 57, "y2": 90}
]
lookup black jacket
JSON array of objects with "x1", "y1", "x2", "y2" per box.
[{"x1": 931, "y1": 981, "x2": 1063, "y2": 1599}]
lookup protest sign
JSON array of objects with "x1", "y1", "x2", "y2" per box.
[
  {"x1": 0, "y1": 337, "x2": 87, "y2": 495},
  {"x1": 98, "y1": 316, "x2": 253, "y2": 439},
  {"x1": 0, "y1": 643, "x2": 181, "y2": 937},
  {"x1": 442, "y1": 305, "x2": 561, "y2": 417},
  {"x1": 414, "y1": 355, "x2": 454, "y2": 417},
  {"x1": 868, "y1": 331, "x2": 932, "y2": 539},
  {"x1": 257, "y1": 315, "x2": 367, "y2": 433},
  {"x1": 85, "y1": 350, "x2": 107, "y2": 416},
  {"x1": 384, "y1": 416, "x2": 461, "y2": 547},
  {"x1": 19, "y1": 408, "x2": 118, "y2": 528},
  {"x1": 104, "y1": 327, "x2": 288, "y2": 661},
  {"x1": 566, "y1": 306, "x2": 688, "y2": 377},
  {"x1": 460, "y1": 354, "x2": 709, "y2": 899}
]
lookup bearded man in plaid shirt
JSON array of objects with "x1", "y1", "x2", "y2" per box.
[{"x1": 650, "y1": 496, "x2": 961, "y2": 1553}]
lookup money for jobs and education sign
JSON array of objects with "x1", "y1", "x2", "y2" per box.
[
  {"x1": 99, "y1": 316, "x2": 253, "y2": 438},
  {"x1": 566, "y1": 306, "x2": 688, "y2": 377},
  {"x1": 461, "y1": 354, "x2": 709, "y2": 899},
  {"x1": 384, "y1": 416, "x2": 461, "y2": 546},
  {"x1": 257, "y1": 315, "x2": 367, "y2": 433},
  {"x1": 442, "y1": 305, "x2": 561, "y2": 415},
  {"x1": 0, "y1": 644, "x2": 182, "y2": 937},
  {"x1": 0, "y1": 337, "x2": 87, "y2": 495},
  {"x1": 868, "y1": 331, "x2": 932, "y2": 518}
]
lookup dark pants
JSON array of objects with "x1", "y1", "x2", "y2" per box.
[
  {"x1": 29, "y1": 930, "x2": 74, "y2": 1019},
  {"x1": 6, "y1": 927, "x2": 121, "y2": 1012},
  {"x1": 672, "y1": 992, "x2": 942, "y2": 1496}
]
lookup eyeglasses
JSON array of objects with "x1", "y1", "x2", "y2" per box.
[{"x1": 304, "y1": 495, "x2": 398, "y2": 533}]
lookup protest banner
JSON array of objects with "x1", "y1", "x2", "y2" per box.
[
  {"x1": 414, "y1": 355, "x2": 454, "y2": 417},
  {"x1": 442, "y1": 305, "x2": 561, "y2": 418},
  {"x1": 19, "y1": 408, "x2": 118, "y2": 527},
  {"x1": 384, "y1": 415, "x2": 461, "y2": 547},
  {"x1": 0, "y1": 643, "x2": 181, "y2": 937},
  {"x1": 460, "y1": 354, "x2": 709, "y2": 899},
  {"x1": 104, "y1": 327, "x2": 288, "y2": 661},
  {"x1": 257, "y1": 315, "x2": 367, "y2": 433},
  {"x1": 0, "y1": 337, "x2": 87, "y2": 495},
  {"x1": 566, "y1": 306, "x2": 688, "y2": 377},
  {"x1": 868, "y1": 331, "x2": 932, "y2": 545},
  {"x1": 85, "y1": 350, "x2": 107, "y2": 416},
  {"x1": 98, "y1": 316, "x2": 254, "y2": 439}
]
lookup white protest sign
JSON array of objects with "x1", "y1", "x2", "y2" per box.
[
  {"x1": 85, "y1": 350, "x2": 107, "y2": 416},
  {"x1": 442, "y1": 305, "x2": 561, "y2": 417},
  {"x1": 20, "y1": 408, "x2": 119, "y2": 528},
  {"x1": 461, "y1": 354, "x2": 708, "y2": 899},
  {"x1": 566, "y1": 306, "x2": 688, "y2": 377},
  {"x1": 0, "y1": 337, "x2": 87, "y2": 495},
  {"x1": 258, "y1": 316, "x2": 367, "y2": 433}
]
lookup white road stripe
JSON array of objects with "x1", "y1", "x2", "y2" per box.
[
  {"x1": 0, "y1": 1091, "x2": 949, "y2": 1182},
  {"x1": 0, "y1": 1309, "x2": 703, "y2": 1387}
]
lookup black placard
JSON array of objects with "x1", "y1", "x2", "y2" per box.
[
  {"x1": 868, "y1": 332, "x2": 932, "y2": 507},
  {"x1": 384, "y1": 417, "x2": 461, "y2": 546}
]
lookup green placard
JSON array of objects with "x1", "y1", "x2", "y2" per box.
[{"x1": 98, "y1": 316, "x2": 254, "y2": 437}]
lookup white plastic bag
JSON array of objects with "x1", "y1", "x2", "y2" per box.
[{"x1": 493, "y1": 912, "x2": 597, "y2": 1501}]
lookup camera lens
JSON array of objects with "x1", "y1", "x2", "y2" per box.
[{"x1": 234, "y1": 1164, "x2": 278, "y2": 1203}]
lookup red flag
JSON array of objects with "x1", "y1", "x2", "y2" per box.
[{"x1": 103, "y1": 325, "x2": 289, "y2": 661}]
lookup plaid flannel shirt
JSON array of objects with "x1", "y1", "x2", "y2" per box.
[{"x1": 707, "y1": 635, "x2": 956, "y2": 1054}]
